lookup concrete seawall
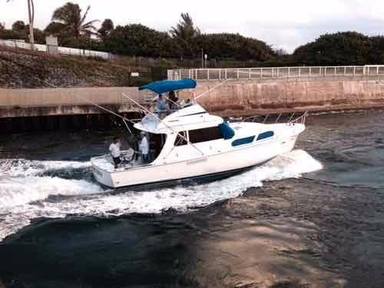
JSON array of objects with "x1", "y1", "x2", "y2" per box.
[
  {"x1": 180, "y1": 78, "x2": 384, "y2": 116},
  {"x1": 0, "y1": 87, "x2": 142, "y2": 118}
]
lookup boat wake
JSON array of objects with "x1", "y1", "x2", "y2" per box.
[{"x1": 0, "y1": 150, "x2": 322, "y2": 241}]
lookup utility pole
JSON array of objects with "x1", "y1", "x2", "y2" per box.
[
  {"x1": 27, "y1": 0, "x2": 34, "y2": 48},
  {"x1": 201, "y1": 48, "x2": 204, "y2": 68}
]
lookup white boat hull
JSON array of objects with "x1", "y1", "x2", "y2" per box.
[{"x1": 92, "y1": 129, "x2": 301, "y2": 189}]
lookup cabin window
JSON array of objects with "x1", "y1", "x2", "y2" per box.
[
  {"x1": 256, "y1": 131, "x2": 274, "y2": 141},
  {"x1": 189, "y1": 126, "x2": 223, "y2": 143},
  {"x1": 174, "y1": 131, "x2": 188, "y2": 146},
  {"x1": 232, "y1": 136, "x2": 255, "y2": 147}
]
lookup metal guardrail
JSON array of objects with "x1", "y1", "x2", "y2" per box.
[
  {"x1": 167, "y1": 65, "x2": 384, "y2": 81},
  {"x1": 240, "y1": 111, "x2": 308, "y2": 126},
  {"x1": 0, "y1": 39, "x2": 112, "y2": 59}
]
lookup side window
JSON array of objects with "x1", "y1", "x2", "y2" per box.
[
  {"x1": 257, "y1": 131, "x2": 274, "y2": 141},
  {"x1": 189, "y1": 126, "x2": 223, "y2": 143},
  {"x1": 232, "y1": 136, "x2": 255, "y2": 147},
  {"x1": 174, "y1": 131, "x2": 188, "y2": 146}
]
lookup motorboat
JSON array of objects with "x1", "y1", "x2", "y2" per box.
[{"x1": 91, "y1": 79, "x2": 306, "y2": 188}]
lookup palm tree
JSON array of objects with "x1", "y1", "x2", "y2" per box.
[
  {"x1": 51, "y1": 2, "x2": 98, "y2": 39},
  {"x1": 170, "y1": 13, "x2": 200, "y2": 58},
  {"x1": 98, "y1": 19, "x2": 114, "y2": 40}
]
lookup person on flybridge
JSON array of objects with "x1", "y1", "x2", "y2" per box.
[
  {"x1": 139, "y1": 132, "x2": 149, "y2": 163},
  {"x1": 168, "y1": 90, "x2": 179, "y2": 110},
  {"x1": 109, "y1": 137, "x2": 122, "y2": 169},
  {"x1": 155, "y1": 94, "x2": 168, "y2": 119}
]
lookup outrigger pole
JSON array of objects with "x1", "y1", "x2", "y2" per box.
[
  {"x1": 194, "y1": 79, "x2": 230, "y2": 101},
  {"x1": 29, "y1": 74, "x2": 138, "y2": 144},
  {"x1": 74, "y1": 95, "x2": 137, "y2": 140}
]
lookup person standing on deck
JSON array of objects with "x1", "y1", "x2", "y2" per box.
[
  {"x1": 168, "y1": 90, "x2": 179, "y2": 110},
  {"x1": 155, "y1": 94, "x2": 168, "y2": 119},
  {"x1": 109, "y1": 137, "x2": 121, "y2": 169},
  {"x1": 139, "y1": 132, "x2": 149, "y2": 163}
]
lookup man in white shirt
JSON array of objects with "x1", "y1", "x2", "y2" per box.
[
  {"x1": 139, "y1": 132, "x2": 149, "y2": 163},
  {"x1": 109, "y1": 137, "x2": 121, "y2": 168}
]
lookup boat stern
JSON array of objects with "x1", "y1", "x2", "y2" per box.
[{"x1": 91, "y1": 156, "x2": 116, "y2": 188}]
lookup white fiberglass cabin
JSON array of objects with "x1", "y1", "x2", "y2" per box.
[{"x1": 91, "y1": 79, "x2": 306, "y2": 188}]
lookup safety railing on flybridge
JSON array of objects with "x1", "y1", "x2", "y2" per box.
[
  {"x1": 167, "y1": 65, "x2": 384, "y2": 81},
  {"x1": 239, "y1": 111, "x2": 308, "y2": 125}
]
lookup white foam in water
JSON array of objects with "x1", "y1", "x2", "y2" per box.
[
  {"x1": 0, "y1": 159, "x2": 91, "y2": 177},
  {"x1": 0, "y1": 150, "x2": 322, "y2": 241},
  {"x1": 0, "y1": 176, "x2": 102, "y2": 208}
]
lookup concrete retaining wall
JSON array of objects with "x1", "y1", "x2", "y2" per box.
[{"x1": 0, "y1": 87, "x2": 142, "y2": 118}]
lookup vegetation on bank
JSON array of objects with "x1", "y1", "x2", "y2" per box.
[
  {"x1": 0, "y1": 45, "x2": 154, "y2": 88},
  {"x1": 1, "y1": 2, "x2": 384, "y2": 67}
]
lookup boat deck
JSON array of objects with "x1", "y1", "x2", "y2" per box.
[{"x1": 91, "y1": 149, "x2": 139, "y2": 172}]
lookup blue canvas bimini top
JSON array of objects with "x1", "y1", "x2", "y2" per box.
[{"x1": 139, "y1": 79, "x2": 197, "y2": 94}]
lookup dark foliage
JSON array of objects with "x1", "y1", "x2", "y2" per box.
[
  {"x1": 193, "y1": 33, "x2": 276, "y2": 61},
  {"x1": 98, "y1": 19, "x2": 114, "y2": 40},
  {"x1": 105, "y1": 24, "x2": 178, "y2": 58},
  {"x1": 0, "y1": 20, "x2": 46, "y2": 44},
  {"x1": 293, "y1": 32, "x2": 379, "y2": 65}
]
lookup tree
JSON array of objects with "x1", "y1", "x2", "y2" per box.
[
  {"x1": 369, "y1": 36, "x2": 384, "y2": 64},
  {"x1": 98, "y1": 19, "x2": 114, "y2": 39},
  {"x1": 293, "y1": 32, "x2": 372, "y2": 65},
  {"x1": 105, "y1": 24, "x2": 177, "y2": 58},
  {"x1": 192, "y1": 33, "x2": 276, "y2": 61},
  {"x1": 11, "y1": 20, "x2": 26, "y2": 32},
  {"x1": 50, "y1": 2, "x2": 98, "y2": 39},
  {"x1": 44, "y1": 22, "x2": 66, "y2": 36},
  {"x1": 170, "y1": 13, "x2": 200, "y2": 58},
  {"x1": 0, "y1": 23, "x2": 5, "y2": 31}
]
